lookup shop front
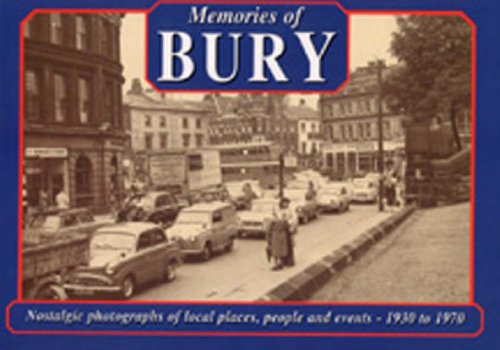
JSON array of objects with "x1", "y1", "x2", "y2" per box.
[{"x1": 24, "y1": 147, "x2": 69, "y2": 208}]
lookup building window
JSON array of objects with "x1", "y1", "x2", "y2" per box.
[
  {"x1": 348, "y1": 125, "x2": 353, "y2": 139},
  {"x1": 24, "y1": 20, "x2": 33, "y2": 38},
  {"x1": 144, "y1": 133, "x2": 153, "y2": 150},
  {"x1": 50, "y1": 14, "x2": 63, "y2": 45},
  {"x1": 78, "y1": 77, "x2": 90, "y2": 124},
  {"x1": 183, "y1": 118, "x2": 189, "y2": 129},
  {"x1": 182, "y1": 134, "x2": 190, "y2": 148},
  {"x1": 145, "y1": 115, "x2": 151, "y2": 127},
  {"x1": 311, "y1": 123, "x2": 316, "y2": 133},
  {"x1": 25, "y1": 69, "x2": 41, "y2": 121},
  {"x1": 101, "y1": 20, "x2": 112, "y2": 57},
  {"x1": 302, "y1": 142, "x2": 307, "y2": 154},
  {"x1": 346, "y1": 101, "x2": 352, "y2": 114},
  {"x1": 75, "y1": 16, "x2": 88, "y2": 50},
  {"x1": 366, "y1": 123, "x2": 372, "y2": 138},
  {"x1": 196, "y1": 118, "x2": 202, "y2": 129},
  {"x1": 340, "y1": 125, "x2": 346, "y2": 140},
  {"x1": 54, "y1": 73, "x2": 67, "y2": 122},
  {"x1": 384, "y1": 121, "x2": 391, "y2": 137},
  {"x1": 159, "y1": 133, "x2": 168, "y2": 149},
  {"x1": 159, "y1": 116, "x2": 166, "y2": 127},
  {"x1": 301, "y1": 123, "x2": 306, "y2": 132},
  {"x1": 358, "y1": 124, "x2": 364, "y2": 139},
  {"x1": 195, "y1": 134, "x2": 204, "y2": 147},
  {"x1": 188, "y1": 154, "x2": 203, "y2": 171},
  {"x1": 365, "y1": 100, "x2": 372, "y2": 112},
  {"x1": 104, "y1": 83, "x2": 114, "y2": 125}
]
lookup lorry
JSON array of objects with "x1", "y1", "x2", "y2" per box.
[
  {"x1": 23, "y1": 231, "x2": 89, "y2": 300},
  {"x1": 146, "y1": 148, "x2": 223, "y2": 198}
]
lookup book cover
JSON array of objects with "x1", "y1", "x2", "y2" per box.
[{"x1": 0, "y1": 0, "x2": 498, "y2": 349}]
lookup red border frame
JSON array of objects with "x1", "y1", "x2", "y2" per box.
[{"x1": 13, "y1": 0, "x2": 479, "y2": 338}]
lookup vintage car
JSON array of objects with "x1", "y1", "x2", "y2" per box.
[
  {"x1": 63, "y1": 222, "x2": 182, "y2": 299},
  {"x1": 121, "y1": 191, "x2": 182, "y2": 228},
  {"x1": 352, "y1": 179, "x2": 378, "y2": 203},
  {"x1": 238, "y1": 198, "x2": 298, "y2": 238},
  {"x1": 317, "y1": 184, "x2": 351, "y2": 213},
  {"x1": 25, "y1": 207, "x2": 111, "y2": 242},
  {"x1": 284, "y1": 189, "x2": 319, "y2": 224},
  {"x1": 224, "y1": 181, "x2": 262, "y2": 210},
  {"x1": 167, "y1": 202, "x2": 239, "y2": 261}
]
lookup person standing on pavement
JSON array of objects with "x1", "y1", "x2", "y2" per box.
[
  {"x1": 55, "y1": 188, "x2": 69, "y2": 209},
  {"x1": 270, "y1": 197, "x2": 295, "y2": 268}
]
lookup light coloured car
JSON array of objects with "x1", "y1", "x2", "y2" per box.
[
  {"x1": 238, "y1": 198, "x2": 298, "y2": 238},
  {"x1": 317, "y1": 184, "x2": 350, "y2": 213},
  {"x1": 284, "y1": 189, "x2": 319, "y2": 224},
  {"x1": 63, "y1": 222, "x2": 182, "y2": 299},
  {"x1": 167, "y1": 202, "x2": 238, "y2": 261},
  {"x1": 352, "y1": 179, "x2": 378, "y2": 203}
]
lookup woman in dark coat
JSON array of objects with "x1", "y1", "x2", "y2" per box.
[{"x1": 266, "y1": 198, "x2": 294, "y2": 270}]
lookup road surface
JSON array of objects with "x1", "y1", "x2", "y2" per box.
[{"x1": 132, "y1": 205, "x2": 396, "y2": 301}]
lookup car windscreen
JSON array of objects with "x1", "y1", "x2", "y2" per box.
[
  {"x1": 29, "y1": 215, "x2": 61, "y2": 230},
  {"x1": 175, "y1": 211, "x2": 211, "y2": 225},
  {"x1": 353, "y1": 180, "x2": 372, "y2": 189},
  {"x1": 252, "y1": 201, "x2": 276, "y2": 212},
  {"x1": 91, "y1": 232, "x2": 136, "y2": 253}
]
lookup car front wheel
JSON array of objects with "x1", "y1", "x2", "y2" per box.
[
  {"x1": 164, "y1": 262, "x2": 177, "y2": 282},
  {"x1": 121, "y1": 276, "x2": 135, "y2": 299},
  {"x1": 202, "y1": 243, "x2": 213, "y2": 261}
]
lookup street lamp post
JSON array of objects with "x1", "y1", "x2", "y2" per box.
[{"x1": 375, "y1": 60, "x2": 385, "y2": 212}]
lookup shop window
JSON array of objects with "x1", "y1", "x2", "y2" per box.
[{"x1": 75, "y1": 155, "x2": 93, "y2": 208}]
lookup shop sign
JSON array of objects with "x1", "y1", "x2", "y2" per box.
[{"x1": 25, "y1": 147, "x2": 68, "y2": 158}]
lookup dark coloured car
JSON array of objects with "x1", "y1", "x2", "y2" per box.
[
  {"x1": 63, "y1": 222, "x2": 182, "y2": 299},
  {"x1": 120, "y1": 191, "x2": 182, "y2": 228}
]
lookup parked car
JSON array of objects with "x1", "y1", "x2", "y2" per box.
[
  {"x1": 120, "y1": 191, "x2": 182, "y2": 228},
  {"x1": 317, "y1": 183, "x2": 350, "y2": 213},
  {"x1": 25, "y1": 207, "x2": 111, "y2": 242},
  {"x1": 284, "y1": 189, "x2": 319, "y2": 224},
  {"x1": 167, "y1": 202, "x2": 239, "y2": 261},
  {"x1": 238, "y1": 198, "x2": 298, "y2": 238},
  {"x1": 63, "y1": 222, "x2": 182, "y2": 299},
  {"x1": 352, "y1": 179, "x2": 378, "y2": 203}
]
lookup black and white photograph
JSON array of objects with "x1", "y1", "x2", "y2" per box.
[{"x1": 21, "y1": 12, "x2": 472, "y2": 303}]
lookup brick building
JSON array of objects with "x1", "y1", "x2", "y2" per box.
[
  {"x1": 319, "y1": 63, "x2": 406, "y2": 177},
  {"x1": 23, "y1": 13, "x2": 126, "y2": 213}
]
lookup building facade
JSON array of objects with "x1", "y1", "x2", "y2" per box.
[
  {"x1": 123, "y1": 79, "x2": 214, "y2": 180},
  {"x1": 319, "y1": 64, "x2": 406, "y2": 177},
  {"x1": 23, "y1": 13, "x2": 126, "y2": 213}
]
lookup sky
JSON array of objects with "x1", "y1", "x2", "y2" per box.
[{"x1": 120, "y1": 14, "x2": 398, "y2": 108}]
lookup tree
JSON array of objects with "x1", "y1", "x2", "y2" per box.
[{"x1": 383, "y1": 16, "x2": 472, "y2": 150}]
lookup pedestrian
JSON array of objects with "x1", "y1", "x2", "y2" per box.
[
  {"x1": 385, "y1": 175, "x2": 397, "y2": 211},
  {"x1": 266, "y1": 197, "x2": 295, "y2": 270},
  {"x1": 38, "y1": 188, "x2": 49, "y2": 213},
  {"x1": 55, "y1": 188, "x2": 69, "y2": 209},
  {"x1": 305, "y1": 181, "x2": 317, "y2": 201}
]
